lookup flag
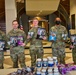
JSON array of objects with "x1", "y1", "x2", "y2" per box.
[{"x1": 19, "y1": 17, "x2": 23, "y2": 30}]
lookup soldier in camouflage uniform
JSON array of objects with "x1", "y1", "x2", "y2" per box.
[
  {"x1": 70, "y1": 30, "x2": 76, "y2": 64},
  {"x1": 7, "y1": 20, "x2": 26, "y2": 68},
  {"x1": 50, "y1": 17, "x2": 68, "y2": 64},
  {"x1": 25, "y1": 18, "x2": 47, "y2": 67},
  {"x1": 0, "y1": 30, "x2": 6, "y2": 69}
]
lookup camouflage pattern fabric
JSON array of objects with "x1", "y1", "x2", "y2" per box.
[
  {"x1": 7, "y1": 29, "x2": 26, "y2": 68},
  {"x1": 72, "y1": 45, "x2": 76, "y2": 64},
  {"x1": 69, "y1": 29, "x2": 76, "y2": 64},
  {"x1": 29, "y1": 46, "x2": 43, "y2": 66},
  {"x1": 25, "y1": 27, "x2": 43, "y2": 47},
  {"x1": 25, "y1": 27, "x2": 47, "y2": 66},
  {"x1": 50, "y1": 25, "x2": 68, "y2": 64},
  {"x1": 0, "y1": 30, "x2": 6, "y2": 69},
  {"x1": 72, "y1": 36, "x2": 76, "y2": 64}
]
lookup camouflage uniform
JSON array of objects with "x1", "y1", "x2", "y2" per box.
[
  {"x1": 50, "y1": 25, "x2": 68, "y2": 64},
  {"x1": 7, "y1": 29, "x2": 26, "y2": 68},
  {"x1": 72, "y1": 37, "x2": 76, "y2": 64},
  {"x1": 0, "y1": 30, "x2": 6, "y2": 69},
  {"x1": 69, "y1": 30, "x2": 76, "y2": 64},
  {"x1": 25, "y1": 27, "x2": 47, "y2": 66}
]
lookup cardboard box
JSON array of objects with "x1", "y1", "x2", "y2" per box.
[{"x1": 69, "y1": 29, "x2": 76, "y2": 35}]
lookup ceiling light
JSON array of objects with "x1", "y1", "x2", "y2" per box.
[{"x1": 62, "y1": 0, "x2": 65, "y2": 1}]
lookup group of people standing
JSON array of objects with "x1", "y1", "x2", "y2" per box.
[
  {"x1": 0, "y1": 18, "x2": 47, "y2": 69},
  {"x1": 0, "y1": 17, "x2": 76, "y2": 69}
]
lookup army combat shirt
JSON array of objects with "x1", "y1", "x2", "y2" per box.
[
  {"x1": 50, "y1": 25, "x2": 68, "y2": 48},
  {"x1": 7, "y1": 29, "x2": 26, "y2": 47},
  {"x1": 25, "y1": 27, "x2": 44, "y2": 47}
]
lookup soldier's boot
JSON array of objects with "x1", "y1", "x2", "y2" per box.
[
  {"x1": 57, "y1": 58, "x2": 60, "y2": 64},
  {"x1": 74, "y1": 62, "x2": 76, "y2": 65},
  {"x1": 60, "y1": 57, "x2": 65, "y2": 64},
  {"x1": 73, "y1": 57, "x2": 76, "y2": 64},
  {"x1": 13, "y1": 62, "x2": 18, "y2": 68},
  {"x1": 74, "y1": 61, "x2": 76, "y2": 65},
  {"x1": 31, "y1": 58, "x2": 36, "y2": 67},
  {"x1": 19, "y1": 57, "x2": 26, "y2": 68},
  {"x1": 31, "y1": 61, "x2": 36, "y2": 67},
  {"x1": 32, "y1": 64, "x2": 35, "y2": 67},
  {"x1": 0, "y1": 64, "x2": 4, "y2": 69},
  {"x1": 20, "y1": 63, "x2": 26, "y2": 68},
  {"x1": 31, "y1": 56, "x2": 36, "y2": 67}
]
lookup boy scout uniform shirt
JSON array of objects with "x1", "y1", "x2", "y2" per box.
[{"x1": 50, "y1": 25, "x2": 68, "y2": 48}]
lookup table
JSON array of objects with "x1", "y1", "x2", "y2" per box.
[
  {"x1": 0, "y1": 69, "x2": 17, "y2": 75},
  {"x1": 0, "y1": 68, "x2": 61, "y2": 75},
  {"x1": 67, "y1": 71, "x2": 76, "y2": 75},
  {"x1": 0, "y1": 69, "x2": 76, "y2": 75}
]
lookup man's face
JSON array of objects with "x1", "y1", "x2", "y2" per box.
[
  {"x1": 12, "y1": 21, "x2": 19, "y2": 29},
  {"x1": 55, "y1": 17, "x2": 61, "y2": 25},
  {"x1": 33, "y1": 19, "x2": 39, "y2": 27}
]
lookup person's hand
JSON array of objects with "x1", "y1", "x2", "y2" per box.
[
  {"x1": 27, "y1": 35, "x2": 31, "y2": 39},
  {"x1": 70, "y1": 45, "x2": 74, "y2": 49},
  {"x1": 43, "y1": 36, "x2": 47, "y2": 40},
  {"x1": 21, "y1": 43, "x2": 26, "y2": 46},
  {"x1": 52, "y1": 34, "x2": 56, "y2": 36}
]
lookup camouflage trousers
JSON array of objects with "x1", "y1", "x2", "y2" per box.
[
  {"x1": 10, "y1": 46, "x2": 26, "y2": 68},
  {"x1": 29, "y1": 46, "x2": 43, "y2": 67},
  {"x1": 52, "y1": 47, "x2": 65, "y2": 64},
  {"x1": 0, "y1": 51, "x2": 4, "y2": 69},
  {"x1": 72, "y1": 45, "x2": 76, "y2": 64}
]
